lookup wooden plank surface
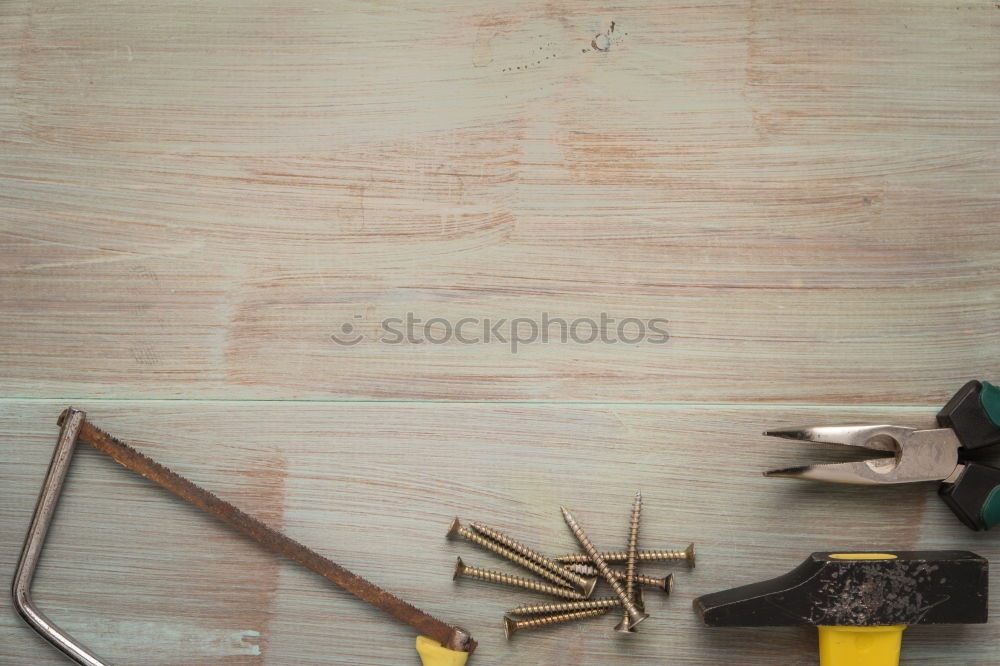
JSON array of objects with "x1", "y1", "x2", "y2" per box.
[
  {"x1": 2, "y1": 0, "x2": 1000, "y2": 664},
  {"x1": 1, "y1": 0, "x2": 998, "y2": 403},
  {"x1": 2, "y1": 400, "x2": 1000, "y2": 665}
]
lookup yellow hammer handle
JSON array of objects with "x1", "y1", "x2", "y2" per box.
[
  {"x1": 818, "y1": 626, "x2": 905, "y2": 666},
  {"x1": 415, "y1": 636, "x2": 470, "y2": 666}
]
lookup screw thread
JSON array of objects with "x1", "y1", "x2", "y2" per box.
[
  {"x1": 564, "y1": 564, "x2": 672, "y2": 593},
  {"x1": 620, "y1": 491, "x2": 642, "y2": 631},
  {"x1": 450, "y1": 519, "x2": 577, "y2": 592},
  {"x1": 555, "y1": 546, "x2": 694, "y2": 565},
  {"x1": 468, "y1": 521, "x2": 593, "y2": 593},
  {"x1": 560, "y1": 507, "x2": 647, "y2": 627},
  {"x1": 456, "y1": 559, "x2": 585, "y2": 599},
  {"x1": 508, "y1": 597, "x2": 622, "y2": 615},
  {"x1": 505, "y1": 607, "x2": 610, "y2": 637}
]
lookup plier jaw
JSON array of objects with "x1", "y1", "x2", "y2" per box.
[
  {"x1": 763, "y1": 425, "x2": 962, "y2": 485},
  {"x1": 765, "y1": 380, "x2": 1000, "y2": 531}
]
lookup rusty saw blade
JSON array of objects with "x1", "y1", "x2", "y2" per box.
[{"x1": 61, "y1": 409, "x2": 475, "y2": 654}]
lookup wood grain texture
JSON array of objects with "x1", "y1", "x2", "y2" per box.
[
  {"x1": 2, "y1": 400, "x2": 1000, "y2": 665},
  {"x1": 2, "y1": 1, "x2": 1000, "y2": 664},
  {"x1": 1, "y1": 0, "x2": 998, "y2": 402}
]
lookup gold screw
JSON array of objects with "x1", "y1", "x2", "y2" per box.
[
  {"x1": 453, "y1": 557, "x2": 585, "y2": 600},
  {"x1": 555, "y1": 543, "x2": 696, "y2": 568},
  {"x1": 560, "y1": 506, "x2": 649, "y2": 629},
  {"x1": 564, "y1": 562, "x2": 598, "y2": 577},
  {"x1": 447, "y1": 518, "x2": 581, "y2": 594},
  {"x1": 614, "y1": 490, "x2": 642, "y2": 633},
  {"x1": 564, "y1": 564, "x2": 673, "y2": 594},
  {"x1": 503, "y1": 607, "x2": 610, "y2": 638},
  {"x1": 468, "y1": 520, "x2": 598, "y2": 597},
  {"x1": 635, "y1": 586, "x2": 646, "y2": 613},
  {"x1": 507, "y1": 597, "x2": 622, "y2": 616},
  {"x1": 637, "y1": 572, "x2": 672, "y2": 594}
]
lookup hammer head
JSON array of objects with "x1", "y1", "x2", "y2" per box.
[{"x1": 694, "y1": 551, "x2": 988, "y2": 627}]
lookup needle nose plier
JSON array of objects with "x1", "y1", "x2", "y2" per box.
[{"x1": 765, "y1": 380, "x2": 1000, "y2": 531}]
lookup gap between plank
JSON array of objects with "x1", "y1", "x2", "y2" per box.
[{"x1": 0, "y1": 396, "x2": 936, "y2": 410}]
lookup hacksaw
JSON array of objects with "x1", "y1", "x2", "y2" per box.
[{"x1": 13, "y1": 408, "x2": 476, "y2": 665}]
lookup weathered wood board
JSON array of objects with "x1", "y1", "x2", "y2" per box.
[
  {"x1": 1, "y1": 0, "x2": 998, "y2": 403},
  {"x1": 2, "y1": 401, "x2": 1000, "y2": 665},
  {"x1": 2, "y1": 0, "x2": 1000, "y2": 663}
]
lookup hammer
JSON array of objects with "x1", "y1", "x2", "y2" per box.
[{"x1": 694, "y1": 551, "x2": 988, "y2": 666}]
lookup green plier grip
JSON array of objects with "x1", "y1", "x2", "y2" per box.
[{"x1": 938, "y1": 380, "x2": 1000, "y2": 530}]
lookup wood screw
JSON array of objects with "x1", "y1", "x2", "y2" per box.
[
  {"x1": 503, "y1": 607, "x2": 610, "y2": 638},
  {"x1": 468, "y1": 520, "x2": 598, "y2": 597},
  {"x1": 560, "y1": 506, "x2": 649, "y2": 629},
  {"x1": 564, "y1": 564, "x2": 673, "y2": 594},
  {"x1": 447, "y1": 518, "x2": 581, "y2": 594},
  {"x1": 555, "y1": 543, "x2": 696, "y2": 568},
  {"x1": 453, "y1": 557, "x2": 585, "y2": 600},
  {"x1": 507, "y1": 597, "x2": 622, "y2": 616},
  {"x1": 615, "y1": 490, "x2": 642, "y2": 633}
]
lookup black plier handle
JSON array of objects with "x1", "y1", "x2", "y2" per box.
[{"x1": 937, "y1": 380, "x2": 1000, "y2": 530}]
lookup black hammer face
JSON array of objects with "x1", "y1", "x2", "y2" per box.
[{"x1": 694, "y1": 551, "x2": 988, "y2": 627}]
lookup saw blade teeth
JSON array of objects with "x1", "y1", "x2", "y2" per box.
[
  {"x1": 83, "y1": 420, "x2": 140, "y2": 451},
  {"x1": 82, "y1": 421, "x2": 160, "y2": 464},
  {"x1": 79, "y1": 420, "x2": 238, "y2": 514},
  {"x1": 72, "y1": 414, "x2": 470, "y2": 651}
]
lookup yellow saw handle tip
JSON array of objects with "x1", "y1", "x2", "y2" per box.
[{"x1": 415, "y1": 635, "x2": 470, "y2": 666}]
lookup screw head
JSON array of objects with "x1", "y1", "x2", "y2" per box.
[
  {"x1": 579, "y1": 576, "x2": 598, "y2": 598},
  {"x1": 629, "y1": 611, "x2": 650, "y2": 628},
  {"x1": 664, "y1": 573, "x2": 674, "y2": 596},
  {"x1": 613, "y1": 616, "x2": 636, "y2": 633},
  {"x1": 685, "y1": 543, "x2": 696, "y2": 568},
  {"x1": 502, "y1": 615, "x2": 517, "y2": 640},
  {"x1": 446, "y1": 517, "x2": 463, "y2": 539},
  {"x1": 453, "y1": 556, "x2": 466, "y2": 580}
]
